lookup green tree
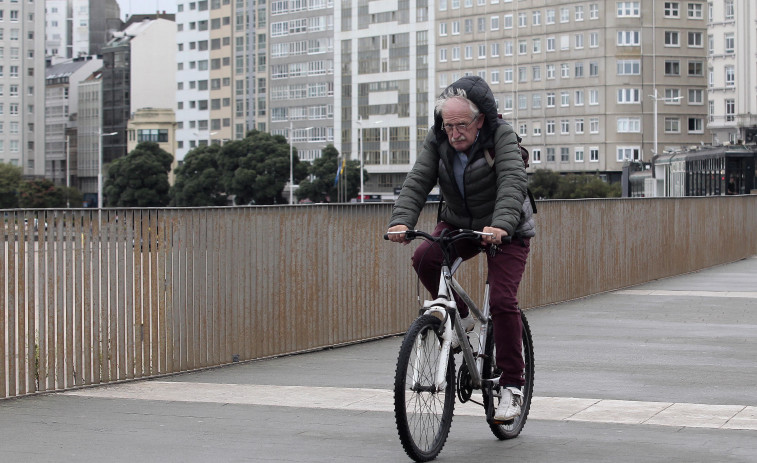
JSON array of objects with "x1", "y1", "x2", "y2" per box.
[
  {"x1": 0, "y1": 162, "x2": 22, "y2": 208},
  {"x1": 219, "y1": 130, "x2": 308, "y2": 205},
  {"x1": 529, "y1": 168, "x2": 621, "y2": 199},
  {"x1": 529, "y1": 169, "x2": 561, "y2": 199},
  {"x1": 18, "y1": 178, "x2": 66, "y2": 208},
  {"x1": 295, "y1": 145, "x2": 364, "y2": 203},
  {"x1": 104, "y1": 142, "x2": 173, "y2": 207},
  {"x1": 60, "y1": 185, "x2": 84, "y2": 208},
  {"x1": 170, "y1": 144, "x2": 228, "y2": 206}
]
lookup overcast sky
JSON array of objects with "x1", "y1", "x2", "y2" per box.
[{"x1": 116, "y1": 0, "x2": 176, "y2": 19}]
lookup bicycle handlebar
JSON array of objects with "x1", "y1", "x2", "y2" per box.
[{"x1": 384, "y1": 228, "x2": 512, "y2": 244}]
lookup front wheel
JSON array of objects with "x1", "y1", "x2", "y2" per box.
[
  {"x1": 394, "y1": 314, "x2": 456, "y2": 462},
  {"x1": 483, "y1": 310, "x2": 534, "y2": 440}
]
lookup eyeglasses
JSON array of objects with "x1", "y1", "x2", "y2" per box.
[{"x1": 442, "y1": 114, "x2": 479, "y2": 133}]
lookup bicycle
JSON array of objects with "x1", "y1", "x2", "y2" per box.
[{"x1": 386, "y1": 228, "x2": 534, "y2": 462}]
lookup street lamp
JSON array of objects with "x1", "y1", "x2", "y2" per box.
[
  {"x1": 288, "y1": 122, "x2": 313, "y2": 204},
  {"x1": 648, "y1": 90, "x2": 684, "y2": 161},
  {"x1": 356, "y1": 117, "x2": 382, "y2": 203},
  {"x1": 98, "y1": 130, "x2": 118, "y2": 209},
  {"x1": 65, "y1": 135, "x2": 70, "y2": 208}
]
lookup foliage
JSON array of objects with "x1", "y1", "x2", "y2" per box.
[
  {"x1": 0, "y1": 162, "x2": 22, "y2": 208},
  {"x1": 529, "y1": 168, "x2": 621, "y2": 199},
  {"x1": 170, "y1": 144, "x2": 228, "y2": 206},
  {"x1": 60, "y1": 186, "x2": 84, "y2": 208},
  {"x1": 296, "y1": 144, "x2": 364, "y2": 203},
  {"x1": 18, "y1": 178, "x2": 67, "y2": 208},
  {"x1": 104, "y1": 142, "x2": 173, "y2": 207},
  {"x1": 217, "y1": 130, "x2": 309, "y2": 205}
]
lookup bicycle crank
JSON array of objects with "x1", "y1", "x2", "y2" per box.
[{"x1": 456, "y1": 363, "x2": 473, "y2": 403}]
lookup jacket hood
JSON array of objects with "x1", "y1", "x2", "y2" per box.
[{"x1": 433, "y1": 76, "x2": 499, "y2": 140}]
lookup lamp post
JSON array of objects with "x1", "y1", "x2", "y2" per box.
[
  {"x1": 98, "y1": 130, "x2": 118, "y2": 209},
  {"x1": 288, "y1": 123, "x2": 313, "y2": 204},
  {"x1": 65, "y1": 135, "x2": 70, "y2": 208},
  {"x1": 648, "y1": 90, "x2": 684, "y2": 160}
]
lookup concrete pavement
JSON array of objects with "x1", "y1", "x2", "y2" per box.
[{"x1": 1, "y1": 256, "x2": 756, "y2": 462}]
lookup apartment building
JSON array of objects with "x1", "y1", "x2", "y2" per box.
[
  {"x1": 436, "y1": 0, "x2": 709, "y2": 181},
  {"x1": 0, "y1": 0, "x2": 46, "y2": 177},
  {"x1": 76, "y1": 69, "x2": 102, "y2": 205},
  {"x1": 334, "y1": 0, "x2": 436, "y2": 199},
  {"x1": 44, "y1": 55, "x2": 102, "y2": 185},
  {"x1": 707, "y1": 0, "x2": 757, "y2": 145},
  {"x1": 45, "y1": 0, "x2": 122, "y2": 62},
  {"x1": 268, "y1": 0, "x2": 335, "y2": 166},
  {"x1": 175, "y1": 0, "x2": 249, "y2": 163}
]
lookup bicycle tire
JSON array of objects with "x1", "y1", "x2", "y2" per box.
[
  {"x1": 394, "y1": 314, "x2": 456, "y2": 462},
  {"x1": 482, "y1": 310, "x2": 534, "y2": 440}
]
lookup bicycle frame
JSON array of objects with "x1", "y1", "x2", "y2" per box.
[{"x1": 420, "y1": 255, "x2": 493, "y2": 391}]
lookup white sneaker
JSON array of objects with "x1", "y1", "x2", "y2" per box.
[
  {"x1": 494, "y1": 387, "x2": 523, "y2": 422},
  {"x1": 450, "y1": 314, "x2": 475, "y2": 349}
]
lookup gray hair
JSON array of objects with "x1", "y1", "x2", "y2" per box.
[{"x1": 434, "y1": 87, "x2": 480, "y2": 119}]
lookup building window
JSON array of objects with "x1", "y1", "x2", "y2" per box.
[
  {"x1": 590, "y1": 148, "x2": 599, "y2": 162},
  {"x1": 688, "y1": 89, "x2": 703, "y2": 105},
  {"x1": 617, "y1": 2, "x2": 640, "y2": 17},
  {"x1": 664, "y1": 31, "x2": 679, "y2": 47},
  {"x1": 617, "y1": 88, "x2": 640, "y2": 104},
  {"x1": 688, "y1": 3, "x2": 703, "y2": 19},
  {"x1": 664, "y1": 117, "x2": 680, "y2": 133},
  {"x1": 724, "y1": 0, "x2": 734, "y2": 20},
  {"x1": 664, "y1": 2, "x2": 680, "y2": 17},
  {"x1": 688, "y1": 117, "x2": 703, "y2": 133},
  {"x1": 617, "y1": 30, "x2": 640, "y2": 46},
  {"x1": 724, "y1": 33, "x2": 734, "y2": 54},
  {"x1": 617, "y1": 117, "x2": 641, "y2": 133},
  {"x1": 725, "y1": 66, "x2": 735, "y2": 86},
  {"x1": 725, "y1": 99, "x2": 735, "y2": 122},
  {"x1": 575, "y1": 148, "x2": 584, "y2": 162},
  {"x1": 688, "y1": 32, "x2": 702, "y2": 48},
  {"x1": 617, "y1": 146, "x2": 640, "y2": 161},
  {"x1": 664, "y1": 60, "x2": 680, "y2": 76},
  {"x1": 688, "y1": 61, "x2": 703, "y2": 76}
]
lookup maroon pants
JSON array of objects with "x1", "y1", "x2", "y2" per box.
[{"x1": 411, "y1": 221, "x2": 530, "y2": 387}]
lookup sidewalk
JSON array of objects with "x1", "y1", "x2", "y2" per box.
[{"x1": 1, "y1": 257, "x2": 756, "y2": 462}]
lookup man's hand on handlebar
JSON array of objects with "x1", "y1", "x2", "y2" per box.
[
  {"x1": 482, "y1": 226, "x2": 508, "y2": 246},
  {"x1": 386, "y1": 224, "x2": 410, "y2": 243}
]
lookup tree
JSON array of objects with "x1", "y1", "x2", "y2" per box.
[
  {"x1": 529, "y1": 169, "x2": 561, "y2": 199},
  {"x1": 18, "y1": 178, "x2": 66, "y2": 208},
  {"x1": 0, "y1": 162, "x2": 22, "y2": 208},
  {"x1": 170, "y1": 144, "x2": 228, "y2": 206},
  {"x1": 529, "y1": 168, "x2": 621, "y2": 199},
  {"x1": 104, "y1": 142, "x2": 173, "y2": 207},
  {"x1": 219, "y1": 130, "x2": 308, "y2": 205},
  {"x1": 295, "y1": 145, "x2": 364, "y2": 203}
]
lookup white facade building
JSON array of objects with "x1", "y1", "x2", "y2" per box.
[
  {"x1": 707, "y1": 0, "x2": 757, "y2": 145},
  {"x1": 334, "y1": 0, "x2": 435, "y2": 200},
  {"x1": 0, "y1": 0, "x2": 46, "y2": 176},
  {"x1": 44, "y1": 56, "x2": 103, "y2": 184}
]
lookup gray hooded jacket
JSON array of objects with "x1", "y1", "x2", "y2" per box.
[{"x1": 389, "y1": 76, "x2": 535, "y2": 238}]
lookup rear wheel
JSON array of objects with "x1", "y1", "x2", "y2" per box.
[
  {"x1": 394, "y1": 314, "x2": 456, "y2": 462},
  {"x1": 482, "y1": 310, "x2": 534, "y2": 440}
]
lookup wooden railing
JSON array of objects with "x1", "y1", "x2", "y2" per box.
[{"x1": 2, "y1": 196, "x2": 757, "y2": 399}]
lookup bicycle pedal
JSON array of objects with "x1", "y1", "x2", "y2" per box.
[{"x1": 490, "y1": 417, "x2": 515, "y2": 426}]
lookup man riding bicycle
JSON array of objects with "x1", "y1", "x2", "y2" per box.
[{"x1": 386, "y1": 75, "x2": 535, "y2": 422}]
